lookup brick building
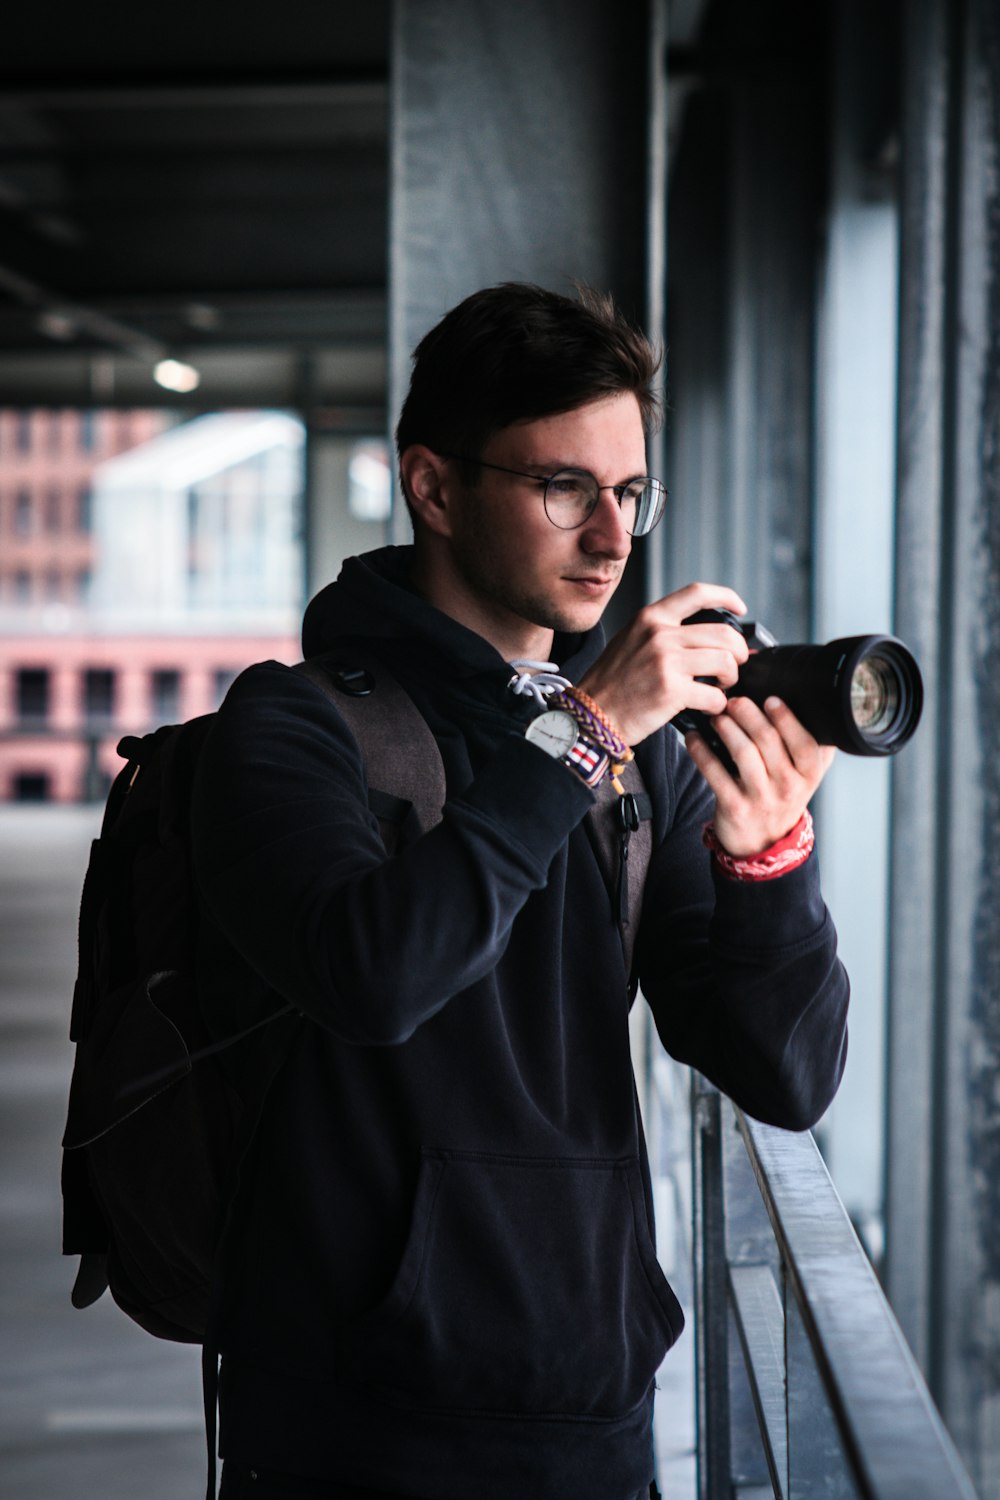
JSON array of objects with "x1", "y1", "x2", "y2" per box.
[
  {"x1": 0, "y1": 409, "x2": 303, "y2": 802},
  {"x1": 0, "y1": 408, "x2": 166, "y2": 610}
]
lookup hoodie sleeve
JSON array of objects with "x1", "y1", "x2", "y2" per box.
[
  {"x1": 635, "y1": 736, "x2": 849, "y2": 1132},
  {"x1": 191, "y1": 660, "x2": 594, "y2": 1046}
]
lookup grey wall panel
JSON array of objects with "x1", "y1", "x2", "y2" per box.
[
  {"x1": 389, "y1": 0, "x2": 652, "y2": 599},
  {"x1": 663, "y1": 73, "x2": 822, "y2": 642}
]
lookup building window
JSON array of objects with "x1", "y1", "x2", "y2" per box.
[
  {"x1": 150, "y1": 668, "x2": 181, "y2": 723},
  {"x1": 348, "y1": 439, "x2": 392, "y2": 521},
  {"x1": 13, "y1": 771, "x2": 51, "y2": 802},
  {"x1": 213, "y1": 667, "x2": 240, "y2": 705},
  {"x1": 48, "y1": 410, "x2": 62, "y2": 454},
  {"x1": 16, "y1": 668, "x2": 50, "y2": 726},
  {"x1": 14, "y1": 571, "x2": 31, "y2": 605},
  {"x1": 74, "y1": 568, "x2": 91, "y2": 603},
  {"x1": 79, "y1": 410, "x2": 97, "y2": 452},
  {"x1": 76, "y1": 484, "x2": 92, "y2": 534},
  {"x1": 15, "y1": 412, "x2": 32, "y2": 453},
  {"x1": 14, "y1": 490, "x2": 31, "y2": 535},
  {"x1": 44, "y1": 570, "x2": 62, "y2": 602},
  {"x1": 83, "y1": 668, "x2": 116, "y2": 727}
]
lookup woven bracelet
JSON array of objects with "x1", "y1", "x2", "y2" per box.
[
  {"x1": 550, "y1": 687, "x2": 632, "y2": 761},
  {"x1": 551, "y1": 686, "x2": 634, "y2": 793}
]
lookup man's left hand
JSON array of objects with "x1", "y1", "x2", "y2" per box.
[{"x1": 684, "y1": 696, "x2": 836, "y2": 858}]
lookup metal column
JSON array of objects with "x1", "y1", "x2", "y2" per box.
[{"x1": 889, "y1": 0, "x2": 1000, "y2": 1491}]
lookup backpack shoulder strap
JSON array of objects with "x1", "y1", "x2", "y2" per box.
[
  {"x1": 296, "y1": 651, "x2": 654, "y2": 971},
  {"x1": 295, "y1": 652, "x2": 446, "y2": 844}
]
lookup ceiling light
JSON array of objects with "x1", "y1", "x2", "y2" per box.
[
  {"x1": 38, "y1": 310, "x2": 78, "y2": 341},
  {"x1": 153, "y1": 358, "x2": 201, "y2": 393}
]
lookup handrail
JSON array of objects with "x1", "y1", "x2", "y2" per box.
[{"x1": 689, "y1": 1079, "x2": 979, "y2": 1500}]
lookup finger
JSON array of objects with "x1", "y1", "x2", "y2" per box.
[
  {"x1": 707, "y1": 707, "x2": 770, "y2": 791},
  {"x1": 671, "y1": 624, "x2": 751, "y2": 663},
  {"x1": 682, "y1": 680, "x2": 731, "y2": 717},
  {"x1": 684, "y1": 731, "x2": 738, "y2": 796},
  {"x1": 759, "y1": 697, "x2": 831, "y2": 780},
  {"x1": 724, "y1": 697, "x2": 835, "y2": 792},
  {"x1": 684, "y1": 730, "x2": 768, "y2": 831},
  {"x1": 718, "y1": 697, "x2": 791, "y2": 781},
  {"x1": 674, "y1": 646, "x2": 748, "y2": 688},
  {"x1": 660, "y1": 580, "x2": 748, "y2": 623}
]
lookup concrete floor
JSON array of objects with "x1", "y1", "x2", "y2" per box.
[
  {"x1": 0, "y1": 804, "x2": 695, "y2": 1500},
  {"x1": 0, "y1": 807, "x2": 205, "y2": 1500}
]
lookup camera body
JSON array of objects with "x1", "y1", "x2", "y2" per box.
[{"x1": 672, "y1": 608, "x2": 923, "y2": 762}]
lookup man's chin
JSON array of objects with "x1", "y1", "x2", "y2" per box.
[
  {"x1": 542, "y1": 601, "x2": 610, "y2": 637},
  {"x1": 562, "y1": 585, "x2": 622, "y2": 629}
]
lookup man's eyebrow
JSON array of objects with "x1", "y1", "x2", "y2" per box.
[
  {"x1": 509, "y1": 456, "x2": 571, "y2": 471},
  {"x1": 520, "y1": 459, "x2": 646, "y2": 477}
]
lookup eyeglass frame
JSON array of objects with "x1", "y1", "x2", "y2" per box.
[{"x1": 437, "y1": 452, "x2": 668, "y2": 536}]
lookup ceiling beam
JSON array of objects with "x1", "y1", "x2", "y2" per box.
[{"x1": 0, "y1": 78, "x2": 388, "y2": 112}]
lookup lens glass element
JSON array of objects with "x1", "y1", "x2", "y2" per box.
[{"x1": 850, "y1": 657, "x2": 900, "y2": 735}]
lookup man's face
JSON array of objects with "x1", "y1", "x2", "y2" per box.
[{"x1": 442, "y1": 392, "x2": 646, "y2": 646}]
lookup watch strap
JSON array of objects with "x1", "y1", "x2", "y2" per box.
[{"x1": 562, "y1": 735, "x2": 610, "y2": 788}]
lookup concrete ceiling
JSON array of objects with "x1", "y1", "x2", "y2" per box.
[{"x1": 0, "y1": 4, "x2": 391, "y2": 411}]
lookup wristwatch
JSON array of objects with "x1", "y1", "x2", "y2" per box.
[{"x1": 525, "y1": 710, "x2": 609, "y2": 788}]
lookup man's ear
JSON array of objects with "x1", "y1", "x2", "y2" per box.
[{"x1": 399, "y1": 446, "x2": 454, "y2": 538}]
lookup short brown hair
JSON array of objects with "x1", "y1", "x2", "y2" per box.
[{"x1": 395, "y1": 282, "x2": 661, "y2": 474}]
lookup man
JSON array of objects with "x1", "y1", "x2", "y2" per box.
[{"x1": 191, "y1": 283, "x2": 848, "y2": 1500}]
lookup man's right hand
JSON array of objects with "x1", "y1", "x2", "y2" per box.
[{"x1": 577, "y1": 582, "x2": 749, "y2": 747}]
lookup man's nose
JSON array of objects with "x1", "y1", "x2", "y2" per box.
[{"x1": 580, "y1": 490, "x2": 632, "y2": 558}]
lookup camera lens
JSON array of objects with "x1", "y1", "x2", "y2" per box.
[
  {"x1": 727, "y1": 633, "x2": 923, "y2": 754},
  {"x1": 673, "y1": 610, "x2": 924, "y2": 758},
  {"x1": 850, "y1": 656, "x2": 900, "y2": 736}
]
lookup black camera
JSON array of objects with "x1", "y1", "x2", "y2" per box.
[{"x1": 672, "y1": 608, "x2": 923, "y2": 761}]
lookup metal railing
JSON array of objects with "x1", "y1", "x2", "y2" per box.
[{"x1": 689, "y1": 1079, "x2": 979, "y2": 1500}]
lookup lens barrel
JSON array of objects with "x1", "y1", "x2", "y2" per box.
[{"x1": 733, "y1": 635, "x2": 923, "y2": 755}]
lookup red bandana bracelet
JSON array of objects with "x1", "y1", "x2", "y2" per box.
[{"x1": 702, "y1": 810, "x2": 815, "y2": 883}]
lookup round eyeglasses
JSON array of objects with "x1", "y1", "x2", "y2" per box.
[{"x1": 440, "y1": 454, "x2": 668, "y2": 537}]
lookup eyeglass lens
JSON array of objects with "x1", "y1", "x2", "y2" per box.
[{"x1": 543, "y1": 471, "x2": 666, "y2": 537}]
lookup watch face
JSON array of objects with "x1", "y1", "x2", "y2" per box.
[{"x1": 525, "y1": 709, "x2": 578, "y2": 758}]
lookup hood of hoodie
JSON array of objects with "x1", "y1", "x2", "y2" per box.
[{"x1": 301, "y1": 545, "x2": 608, "y2": 713}]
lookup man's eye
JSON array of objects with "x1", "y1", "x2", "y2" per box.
[{"x1": 547, "y1": 475, "x2": 590, "y2": 500}]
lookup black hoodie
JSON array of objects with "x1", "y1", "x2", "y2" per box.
[{"x1": 191, "y1": 546, "x2": 848, "y2": 1500}]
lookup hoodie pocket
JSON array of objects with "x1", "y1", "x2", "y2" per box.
[{"x1": 343, "y1": 1148, "x2": 683, "y2": 1420}]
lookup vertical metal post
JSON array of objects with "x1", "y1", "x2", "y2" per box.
[
  {"x1": 885, "y1": 0, "x2": 953, "y2": 1377},
  {"x1": 692, "y1": 1081, "x2": 731, "y2": 1500},
  {"x1": 809, "y1": 0, "x2": 899, "y2": 1235},
  {"x1": 645, "y1": 0, "x2": 669, "y2": 608},
  {"x1": 890, "y1": 0, "x2": 1000, "y2": 1491},
  {"x1": 938, "y1": 0, "x2": 1000, "y2": 1482}
]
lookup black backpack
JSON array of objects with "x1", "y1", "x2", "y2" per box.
[{"x1": 60, "y1": 653, "x2": 449, "y2": 1343}]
